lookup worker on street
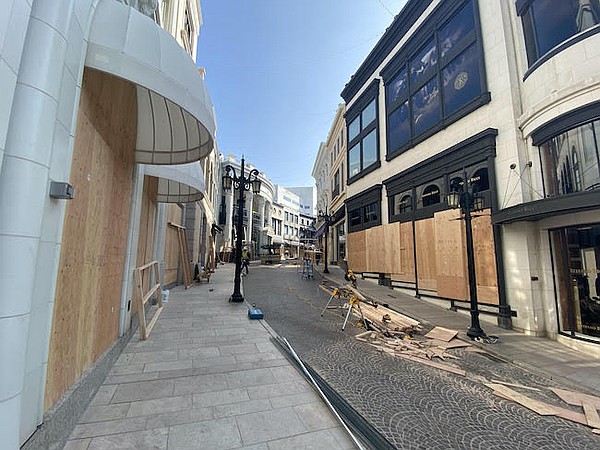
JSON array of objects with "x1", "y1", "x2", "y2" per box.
[{"x1": 242, "y1": 247, "x2": 250, "y2": 275}]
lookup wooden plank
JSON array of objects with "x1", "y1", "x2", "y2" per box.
[
  {"x1": 384, "y1": 222, "x2": 402, "y2": 274},
  {"x1": 425, "y1": 326, "x2": 459, "y2": 342},
  {"x1": 399, "y1": 222, "x2": 415, "y2": 282},
  {"x1": 472, "y1": 211, "x2": 499, "y2": 305},
  {"x1": 485, "y1": 384, "x2": 555, "y2": 415},
  {"x1": 164, "y1": 205, "x2": 183, "y2": 285},
  {"x1": 434, "y1": 209, "x2": 468, "y2": 300},
  {"x1": 347, "y1": 230, "x2": 367, "y2": 273},
  {"x1": 168, "y1": 221, "x2": 193, "y2": 289},
  {"x1": 135, "y1": 261, "x2": 163, "y2": 340},
  {"x1": 583, "y1": 403, "x2": 600, "y2": 428},
  {"x1": 487, "y1": 383, "x2": 589, "y2": 425},
  {"x1": 438, "y1": 340, "x2": 472, "y2": 349},
  {"x1": 415, "y1": 218, "x2": 437, "y2": 291},
  {"x1": 550, "y1": 388, "x2": 600, "y2": 409},
  {"x1": 366, "y1": 225, "x2": 386, "y2": 273},
  {"x1": 489, "y1": 380, "x2": 540, "y2": 392}
]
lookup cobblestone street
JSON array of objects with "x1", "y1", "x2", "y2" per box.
[{"x1": 243, "y1": 263, "x2": 600, "y2": 450}]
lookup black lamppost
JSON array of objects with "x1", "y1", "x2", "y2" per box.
[
  {"x1": 447, "y1": 169, "x2": 486, "y2": 340},
  {"x1": 318, "y1": 209, "x2": 331, "y2": 274},
  {"x1": 222, "y1": 157, "x2": 261, "y2": 302}
]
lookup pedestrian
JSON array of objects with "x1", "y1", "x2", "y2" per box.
[{"x1": 242, "y1": 247, "x2": 250, "y2": 275}]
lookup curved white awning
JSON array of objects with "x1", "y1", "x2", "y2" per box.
[
  {"x1": 143, "y1": 163, "x2": 205, "y2": 203},
  {"x1": 86, "y1": 0, "x2": 216, "y2": 165}
]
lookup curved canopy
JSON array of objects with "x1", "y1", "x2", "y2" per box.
[
  {"x1": 86, "y1": 0, "x2": 216, "y2": 165},
  {"x1": 143, "y1": 163, "x2": 205, "y2": 203}
]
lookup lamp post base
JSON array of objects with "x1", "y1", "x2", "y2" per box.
[
  {"x1": 466, "y1": 326, "x2": 486, "y2": 340},
  {"x1": 230, "y1": 293, "x2": 244, "y2": 303}
]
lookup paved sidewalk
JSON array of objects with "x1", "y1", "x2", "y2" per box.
[
  {"x1": 317, "y1": 264, "x2": 600, "y2": 397},
  {"x1": 63, "y1": 264, "x2": 358, "y2": 450}
]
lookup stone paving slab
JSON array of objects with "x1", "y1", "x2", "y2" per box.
[{"x1": 63, "y1": 265, "x2": 358, "y2": 450}]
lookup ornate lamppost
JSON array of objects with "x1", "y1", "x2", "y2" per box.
[
  {"x1": 318, "y1": 209, "x2": 331, "y2": 274},
  {"x1": 447, "y1": 169, "x2": 486, "y2": 340},
  {"x1": 222, "y1": 157, "x2": 261, "y2": 302}
]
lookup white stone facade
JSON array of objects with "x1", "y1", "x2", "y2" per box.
[{"x1": 339, "y1": 0, "x2": 600, "y2": 353}]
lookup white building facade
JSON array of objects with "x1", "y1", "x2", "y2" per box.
[
  {"x1": 339, "y1": 0, "x2": 600, "y2": 355},
  {"x1": 0, "y1": 1, "x2": 216, "y2": 447}
]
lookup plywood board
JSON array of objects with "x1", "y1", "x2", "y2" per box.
[
  {"x1": 472, "y1": 211, "x2": 499, "y2": 305},
  {"x1": 425, "y1": 326, "x2": 459, "y2": 342},
  {"x1": 583, "y1": 403, "x2": 600, "y2": 428},
  {"x1": 366, "y1": 225, "x2": 386, "y2": 273},
  {"x1": 164, "y1": 204, "x2": 183, "y2": 285},
  {"x1": 434, "y1": 209, "x2": 468, "y2": 300},
  {"x1": 390, "y1": 222, "x2": 416, "y2": 282},
  {"x1": 550, "y1": 388, "x2": 600, "y2": 409},
  {"x1": 415, "y1": 218, "x2": 437, "y2": 291},
  {"x1": 383, "y1": 222, "x2": 402, "y2": 274},
  {"x1": 46, "y1": 69, "x2": 136, "y2": 410},
  {"x1": 347, "y1": 230, "x2": 367, "y2": 273}
]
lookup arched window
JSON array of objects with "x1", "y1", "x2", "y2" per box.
[
  {"x1": 422, "y1": 184, "x2": 441, "y2": 207},
  {"x1": 471, "y1": 167, "x2": 489, "y2": 193},
  {"x1": 399, "y1": 195, "x2": 412, "y2": 213},
  {"x1": 449, "y1": 176, "x2": 464, "y2": 193}
]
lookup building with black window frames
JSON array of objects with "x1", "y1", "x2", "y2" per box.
[{"x1": 340, "y1": 0, "x2": 600, "y2": 354}]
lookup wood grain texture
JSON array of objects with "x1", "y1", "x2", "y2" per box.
[
  {"x1": 347, "y1": 230, "x2": 367, "y2": 272},
  {"x1": 472, "y1": 211, "x2": 499, "y2": 304},
  {"x1": 164, "y1": 204, "x2": 183, "y2": 285},
  {"x1": 45, "y1": 69, "x2": 136, "y2": 410},
  {"x1": 415, "y1": 218, "x2": 437, "y2": 291},
  {"x1": 366, "y1": 225, "x2": 386, "y2": 273},
  {"x1": 435, "y1": 209, "x2": 468, "y2": 300}
]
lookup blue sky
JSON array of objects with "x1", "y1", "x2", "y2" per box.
[{"x1": 197, "y1": 0, "x2": 408, "y2": 187}]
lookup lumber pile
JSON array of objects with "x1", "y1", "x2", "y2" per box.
[{"x1": 350, "y1": 299, "x2": 422, "y2": 336}]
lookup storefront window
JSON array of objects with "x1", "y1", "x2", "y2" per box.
[
  {"x1": 519, "y1": 0, "x2": 600, "y2": 67},
  {"x1": 539, "y1": 120, "x2": 600, "y2": 196},
  {"x1": 551, "y1": 224, "x2": 600, "y2": 339}
]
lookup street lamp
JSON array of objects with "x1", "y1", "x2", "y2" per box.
[
  {"x1": 222, "y1": 156, "x2": 261, "y2": 302},
  {"x1": 318, "y1": 209, "x2": 331, "y2": 274},
  {"x1": 447, "y1": 169, "x2": 486, "y2": 340}
]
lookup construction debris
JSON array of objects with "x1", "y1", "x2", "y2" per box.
[
  {"x1": 425, "y1": 326, "x2": 459, "y2": 342},
  {"x1": 354, "y1": 328, "x2": 467, "y2": 376},
  {"x1": 485, "y1": 383, "x2": 600, "y2": 430}
]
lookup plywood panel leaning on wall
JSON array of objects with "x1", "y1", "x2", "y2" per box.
[
  {"x1": 45, "y1": 69, "x2": 136, "y2": 410},
  {"x1": 435, "y1": 209, "x2": 468, "y2": 300},
  {"x1": 366, "y1": 225, "x2": 386, "y2": 273},
  {"x1": 347, "y1": 230, "x2": 367, "y2": 273},
  {"x1": 164, "y1": 204, "x2": 183, "y2": 285},
  {"x1": 472, "y1": 210, "x2": 499, "y2": 305},
  {"x1": 415, "y1": 218, "x2": 437, "y2": 292}
]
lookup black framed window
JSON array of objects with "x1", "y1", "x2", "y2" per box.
[
  {"x1": 392, "y1": 192, "x2": 412, "y2": 215},
  {"x1": 421, "y1": 184, "x2": 441, "y2": 207},
  {"x1": 346, "y1": 185, "x2": 382, "y2": 232},
  {"x1": 383, "y1": 0, "x2": 488, "y2": 160},
  {"x1": 346, "y1": 82, "x2": 380, "y2": 183},
  {"x1": 519, "y1": 0, "x2": 600, "y2": 68}
]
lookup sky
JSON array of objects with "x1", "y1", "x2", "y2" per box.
[{"x1": 197, "y1": 0, "x2": 408, "y2": 187}]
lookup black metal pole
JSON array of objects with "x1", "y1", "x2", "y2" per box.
[
  {"x1": 323, "y1": 210, "x2": 329, "y2": 274},
  {"x1": 230, "y1": 158, "x2": 245, "y2": 303},
  {"x1": 463, "y1": 191, "x2": 485, "y2": 339}
]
